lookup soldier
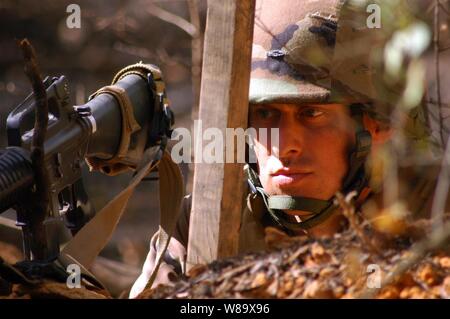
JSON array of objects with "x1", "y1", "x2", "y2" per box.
[{"x1": 130, "y1": 0, "x2": 438, "y2": 298}]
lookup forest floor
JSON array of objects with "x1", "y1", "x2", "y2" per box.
[
  {"x1": 1, "y1": 209, "x2": 449, "y2": 299},
  {"x1": 138, "y1": 225, "x2": 450, "y2": 299}
]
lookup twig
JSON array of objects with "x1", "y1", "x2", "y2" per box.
[
  {"x1": 335, "y1": 192, "x2": 383, "y2": 256},
  {"x1": 383, "y1": 104, "x2": 409, "y2": 209},
  {"x1": 438, "y1": 1, "x2": 450, "y2": 15},
  {"x1": 19, "y1": 39, "x2": 49, "y2": 208},
  {"x1": 113, "y1": 42, "x2": 189, "y2": 68},
  {"x1": 359, "y1": 220, "x2": 450, "y2": 298},
  {"x1": 430, "y1": 134, "x2": 450, "y2": 231},
  {"x1": 423, "y1": 103, "x2": 450, "y2": 136},
  {"x1": 427, "y1": 0, "x2": 450, "y2": 15},
  {"x1": 426, "y1": 98, "x2": 450, "y2": 108},
  {"x1": 19, "y1": 39, "x2": 50, "y2": 259},
  {"x1": 147, "y1": 2, "x2": 197, "y2": 37},
  {"x1": 434, "y1": 0, "x2": 445, "y2": 147}
]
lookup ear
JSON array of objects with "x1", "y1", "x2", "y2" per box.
[{"x1": 362, "y1": 113, "x2": 393, "y2": 146}]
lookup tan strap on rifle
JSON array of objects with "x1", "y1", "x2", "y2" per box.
[
  {"x1": 144, "y1": 150, "x2": 185, "y2": 290},
  {"x1": 61, "y1": 149, "x2": 184, "y2": 286},
  {"x1": 85, "y1": 85, "x2": 142, "y2": 176}
]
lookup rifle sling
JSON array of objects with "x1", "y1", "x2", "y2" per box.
[{"x1": 60, "y1": 149, "x2": 184, "y2": 293}]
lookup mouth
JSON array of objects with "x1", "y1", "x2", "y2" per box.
[
  {"x1": 270, "y1": 168, "x2": 312, "y2": 176},
  {"x1": 270, "y1": 170, "x2": 312, "y2": 186}
]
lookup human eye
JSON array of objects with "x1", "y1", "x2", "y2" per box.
[
  {"x1": 252, "y1": 106, "x2": 280, "y2": 120},
  {"x1": 299, "y1": 107, "x2": 325, "y2": 119}
]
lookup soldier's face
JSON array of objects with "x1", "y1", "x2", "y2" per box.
[{"x1": 249, "y1": 103, "x2": 355, "y2": 201}]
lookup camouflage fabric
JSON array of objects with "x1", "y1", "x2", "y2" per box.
[
  {"x1": 249, "y1": 0, "x2": 392, "y2": 105},
  {"x1": 250, "y1": 0, "x2": 342, "y2": 104},
  {"x1": 249, "y1": 0, "x2": 429, "y2": 108}
]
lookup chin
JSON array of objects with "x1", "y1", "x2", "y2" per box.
[
  {"x1": 267, "y1": 186, "x2": 314, "y2": 198},
  {"x1": 267, "y1": 183, "x2": 332, "y2": 200}
]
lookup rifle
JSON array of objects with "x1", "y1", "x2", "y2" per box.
[{"x1": 0, "y1": 62, "x2": 174, "y2": 264}]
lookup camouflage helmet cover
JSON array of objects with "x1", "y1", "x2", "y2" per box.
[{"x1": 249, "y1": 0, "x2": 384, "y2": 105}]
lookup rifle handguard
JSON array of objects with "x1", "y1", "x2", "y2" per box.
[
  {"x1": 85, "y1": 62, "x2": 172, "y2": 176},
  {"x1": 86, "y1": 84, "x2": 142, "y2": 175}
]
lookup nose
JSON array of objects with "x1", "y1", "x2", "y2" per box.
[{"x1": 273, "y1": 112, "x2": 304, "y2": 161}]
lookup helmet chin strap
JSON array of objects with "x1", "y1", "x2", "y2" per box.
[{"x1": 246, "y1": 104, "x2": 372, "y2": 234}]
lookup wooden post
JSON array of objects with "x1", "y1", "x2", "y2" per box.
[{"x1": 187, "y1": 0, "x2": 255, "y2": 268}]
